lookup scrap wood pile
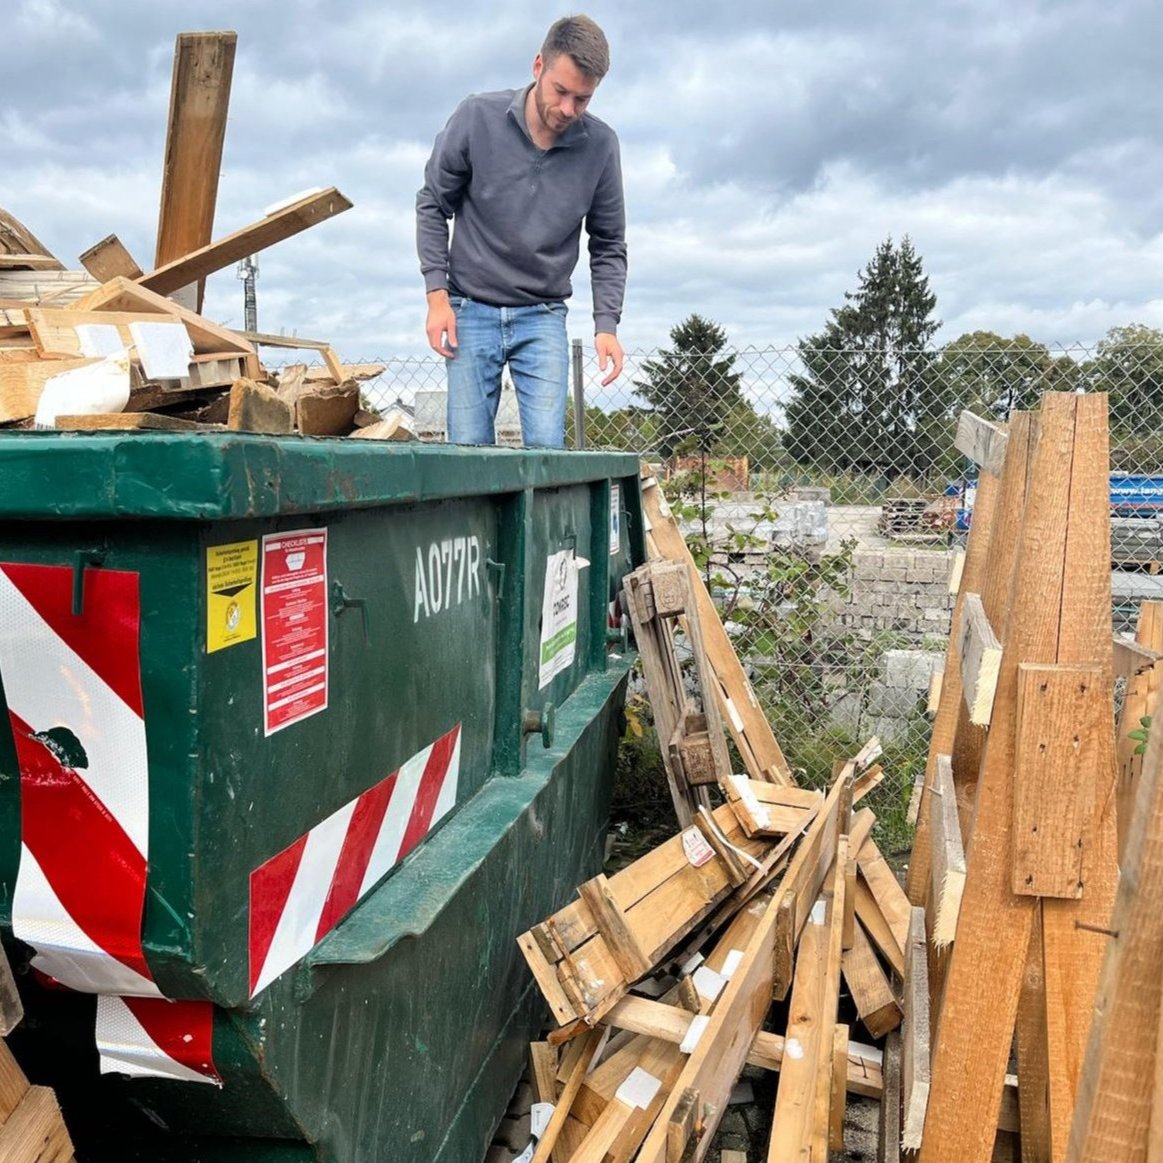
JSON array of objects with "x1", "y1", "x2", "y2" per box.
[
  {"x1": 0, "y1": 31, "x2": 404, "y2": 441},
  {"x1": 518, "y1": 392, "x2": 1163, "y2": 1161}
]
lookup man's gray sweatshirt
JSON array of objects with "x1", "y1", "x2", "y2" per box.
[{"x1": 416, "y1": 87, "x2": 626, "y2": 336}]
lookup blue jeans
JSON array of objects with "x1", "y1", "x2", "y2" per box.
[{"x1": 445, "y1": 296, "x2": 569, "y2": 448}]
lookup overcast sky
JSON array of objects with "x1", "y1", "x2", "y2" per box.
[{"x1": 4, "y1": 0, "x2": 1163, "y2": 365}]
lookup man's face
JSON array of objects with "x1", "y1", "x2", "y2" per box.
[{"x1": 531, "y1": 52, "x2": 598, "y2": 135}]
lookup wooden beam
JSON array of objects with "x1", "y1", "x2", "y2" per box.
[
  {"x1": 902, "y1": 907, "x2": 931, "y2": 1151},
  {"x1": 0, "y1": 1085, "x2": 76, "y2": 1160},
  {"x1": 929, "y1": 754, "x2": 966, "y2": 948},
  {"x1": 155, "y1": 31, "x2": 237, "y2": 309},
  {"x1": 1012, "y1": 663, "x2": 1104, "y2": 898},
  {"x1": 55, "y1": 412, "x2": 217, "y2": 431},
  {"x1": 577, "y1": 874, "x2": 654, "y2": 983},
  {"x1": 531, "y1": 1027, "x2": 604, "y2": 1163},
  {"x1": 843, "y1": 920, "x2": 903, "y2": 1038},
  {"x1": 227, "y1": 378, "x2": 294, "y2": 434},
  {"x1": 1112, "y1": 634, "x2": 1162, "y2": 681},
  {"x1": 140, "y1": 188, "x2": 353, "y2": 298},
  {"x1": 1116, "y1": 604, "x2": 1163, "y2": 864},
  {"x1": 0, "y1": 356, "x2": 98, "y2": 424},
  {"x1": 830, "y1": 1023, "x2": 850, "y2": 1152},
  {"x1": 878, "y1": 1030, "x2": 902, "y2": 1163},
  {"x1": 78, "y1": 234, "x2": 143, "y2": 282},
  {"x1": 955, "y1": 410, "x2": 1009, "y2": 476},
  {"x1": 296, "y1": 384, "x2": 359, "y2": 437},
  {"x1": 958, "y1": 592, "x2": 1003, "y2": 726}
]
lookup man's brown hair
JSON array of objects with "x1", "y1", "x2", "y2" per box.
[{"x1": 541, "y1": 15, "x2": 610, "y2": 79}]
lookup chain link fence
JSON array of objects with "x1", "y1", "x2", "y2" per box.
[{"x1": 353, "y1": 337, "x2": 1163, "y2": 848}]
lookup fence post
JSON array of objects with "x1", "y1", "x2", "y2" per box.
[{"x1": 571, "y1": 338, "x2": 585, "y2": 450}]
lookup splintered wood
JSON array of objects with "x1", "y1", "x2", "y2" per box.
[{"x1": 0, "y1": 31, "x2": 395, "y2": 440}]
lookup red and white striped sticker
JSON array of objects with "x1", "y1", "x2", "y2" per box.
[
  {"x1": 249, "y1": 723, "x2": 462, "y2": 997},
  {"x1": 96, "y1": 996, "x2": 220, "y2": 1085},
  {"x1": 0, "y1": 562, "x2": 218, "y2": 1085}
]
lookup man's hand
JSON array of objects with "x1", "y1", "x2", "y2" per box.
[
  {"x1": 426, "y1": 290, "x2": 458, "y2": 358},
  {"x1": 596, "y1": 332, "x2": 624, "y2": 386}
]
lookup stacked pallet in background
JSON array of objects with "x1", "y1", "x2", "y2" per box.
[{"x1": 0, "y1": 32, "x2": 403, "y2": 442}]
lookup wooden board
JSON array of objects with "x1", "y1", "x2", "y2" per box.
[
  {"x1": 1012, "y1": 663, "x2": 1104, "y2": 898},
  {"x1": 296, "y1": 384, "x2": 359, "y2": 436},
  {"x1": 78, "y1": 234, "x2": 143, "y2": 282},
  {"x1": 955, "y1": 410, "x2": 1009, "y2": 476},
  {"x1": 1116, "y1": 604, "x2": 1163, "y2": 865},
  {"x1": 640, "y1": 470, "x2": 793, "y2": 783},
  {"x1": 141, "y1": 188, "x2": 353, "y2": 297},
  {"x1": 227, "y1": 378, "x2": 294, "y2": 434},
  {"x1": 958, "y1": 592, "x2": 1003, "y2": 726},
  {"x1": 55, "y1": 412, "x2": 217, "y2": 431},
  {"x1": 155, "y1": 31, "x2": 237, "y2": 310},
  {"x1": 842, "y1": 919, "x2": 903, "y2": 1038},
  {"x1": 0, "y1": 1084, "x2": 75, "y2": 1161},
  {"x1": 878, "y1": 1030, "x2": 902, "y2": 1163},
  {"x1": 0, "y1": 207, "x2": 62, "y2": 268},
  {"x1": 902, "y1": 907, "x2": 931, "y2": 1151},
  {"x1": 929, "y1": 753, "x2": 966, "y2": 948},
  {"x1": 856, "y1": 838, "x2": 911, "y2": 972}
]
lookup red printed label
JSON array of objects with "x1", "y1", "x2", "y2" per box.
[{"x1": 261, "y1": 529, "x2": 329, "y2": 735}]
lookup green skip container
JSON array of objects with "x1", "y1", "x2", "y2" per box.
[{"x1": 0, "y1": 432, "x2": 643, "y2": 1162}]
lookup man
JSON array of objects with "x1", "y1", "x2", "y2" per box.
[{"x1": 416, "y1": 15, "x2": 626, "y2": 448}]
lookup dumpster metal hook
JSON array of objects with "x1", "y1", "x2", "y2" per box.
[
  {"x1": 72, "y1": 549, "x2": 106, "y2": 616},
  {"x1": 522, "y1": 703, "x2": 555, "y2": 749},
  {"x1": 330, "y1": 581, "x2": 369, "y2": 642},
  {"x1": 485, "y1": 558, "x2": 506, "y2": 599}
]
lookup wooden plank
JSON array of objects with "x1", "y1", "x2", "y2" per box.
[
  {"x1": 26, "y1": 307, "x2": 156, "y2": 358},
  {"x1": 531, "y1": 1027, "x2": 603, "y2": 1163},
  {"x1": 0, "y1": 208, "x2": 62, "y2": 268},
  {"x1": 878, "y1": 1031, "x2": 902, "y2": 1163},
  {"x1": 0, "y1": 254, "x2": 62, "y2": 270},
  {"x1": 813, "y1": 839, "x2": 850, "y2": 1160},
  {"x1": 902, "y1": 907, "x2": 931, "y2": 1151},
  {"x1": 1113, "y1": 634, "x2": 1162, "y2": 680},
  {"x1": 854, "y1": 877, "x2": 904, "y2": 979},
  {"x1": 917, "y1": 394, "x2": 1089, "y2": 1163},
  {"x1": 296, "y1": 383, "x2": 359, "y2": 436},
  {"x1": 842, "y1": 920, "x2": 903, "y2": 1038},
  {"x1": 0, "y1": 271, "x2": 97, "y2": 306},
  {"x1": 955, "y1": 410, "x2": 1009, "y2": 476},
  {"x1": 529, "y1": 1041, "x2": 558, "y2": 1104},
  {"x1": 948, "y1": 548, "x2": 966, "y2": 595},
  {"x1": 927, "y1": 666, "x2": 944, "y2": 716},
  {"x1": 857, "y1": 839, "x2": 910, "y2": 970},
  {"x1": 1066, "y1": 653, "x2": 1163, "y2": 1160},
  {"x1": 155, "y1": 31, "x2": 237, "y2": 310},
  {"x1": 906, "y1": 463, "x2": 1002, "y2": 903},
  {"x1": 635, "y1": 771, "x2": 851, "y2": 1163},
  {"x1": 1015, "y1": 909, "x2": 1051, "y2": 1161},
  {"x1": 55, "y1": 412, "x2": 216, "y2": 431},
  {"x1": 78, "y1": 234, "x2": 143, "y2": 282},
  {"x1": 748, "y1": 1031, "x2": 884, "y2": 1100},
  {"x1": 843, "y1": 853, "x2": 857, "y2": 951},
  {"x1": 958, "y1": 592, "x2": 1003, "y2": 726},
  {"x1": 143, "y1": 188, "x2": 353, "y2": 298},
  {"x1": 929, "y1": 754, "x2": 966, "y2": 948},
  {"x1": 1117, "y1": 603, "x2": 1163, "y2": 864},
  {"x1": 0, "y1": 356, "x2": 98, "y2": 424},
  {"x1": 0, "y1": 1084, "x2": 75, "y2": 1161},
  {"x1": 577, "y1": 874, "x2": 654, "y2": 982},
  {"x1": 0, "y1": 1040, "x2": 30, "y2": 1122},
  {"x1": 640, "y1": 470, "x2": 793, "y2": 783},
  {"x1": 830, "y1": 1023, "x2": 850, "y2": 1152},
  {"x1": 1012, "y1": 663, "x2": 1104, "y2": 898}
]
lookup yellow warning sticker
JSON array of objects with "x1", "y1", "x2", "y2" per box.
[{"x1": 206, "y1": 540, "x2": 258, "y2": 653}]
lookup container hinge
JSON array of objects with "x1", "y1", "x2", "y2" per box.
[
  {"x1": 72, "y1": 549, "x2": 107, "y2": 616},
  {"x1": 330, "y1": 581, "x2": 369, "y2": 642},
  {"x1": 485, "y1": 558, "x2": 506, "y2": 599}
]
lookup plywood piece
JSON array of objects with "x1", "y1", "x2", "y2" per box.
[
  {"x1": 929, "y1": 754, "x2": 967, "y2": 948},
  {"x1": 902, "y1": 907, "x2": 931, "y2": 1151},
  {"x1": 959, "y1": 592, "x2": 1003, "y2": 726},
  {"x1": 955, "y1": 410, "x2": 1009, "y2": 476},
  {"x1": 843, "y1": 920, "x2": 903, "y2": 1038},
  {"x1": 155, "y1": 31, "x2": 236, "y2": 310},
  {"x1": 78, "y1": 234, "x2": 143, "y2": 282},
  {"x1": 1012, "y1": 663, "x2": 1104, "y2": 898}
]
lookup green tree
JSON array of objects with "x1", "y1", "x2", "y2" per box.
[
  {"x1": 1082, "y1": 324, "x2": 1163, "y2": 431},
  {"x1": 784, "y1": 236, "x2": 943, "y2": 478},
  {"x1": 634, "y1": 315, "x2": 746, "y2": 456},
  {"x1": 934, "y1": 331, "x2": 1079, "y2": 419}
]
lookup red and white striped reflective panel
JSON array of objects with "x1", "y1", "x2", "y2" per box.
[
  {"x1": 248, "y1": 723, "x2": 462, "y2": 997},
  {"x1": 96, "y1": 997, "x2": 221, "y2": 1086},
  {"x1": 0, "y1": 563, "x2": 158, "y2": 998}
]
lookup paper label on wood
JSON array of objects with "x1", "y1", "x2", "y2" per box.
[
  {"x1": 730, "y1": 774, "x2": 771, "y2": 829},
  {"x1": 76, "y1": 323, "x2": 126, "y2": 358},
  {"x1": 681, "y1": 952, "x2": 705, "y2": 975},
  {"x1": 680, "y1": 1013, "x2": 711, "y2": 1053},
  {"x1": 128, "y1": 320, "x2": 193, "y2": 379},
  {"x1": 721, "y1": 949, "x2": 745, "y2": 980},
  {"x1": 538, "y1": 550, "x2": 579, "y2": 689},
  {"x1": 610, "y1": 483, "x2": 622, "y2": 556},
  {"x1": 681, "y1": 826, "x2": 715, "y2": 868},
  {"x1": 692, "y1": 964, "x2": 726, "y2": 1003},
  {"x1": 616, "y1": 1066, "x2": 663, "y2": 1109}
]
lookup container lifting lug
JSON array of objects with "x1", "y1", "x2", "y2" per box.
[
  {"x1": 485, "y1": 558, "x2": 506, "y2": 599},
  {"x1": 72, "y1": 549, "x2": 106, "y2": 616},
  {"x1": 522, "y1": 703, "x2": 555, "y2": 750},
  {"x1": 606, "y1": 622, "x2": 629, "y2": 652},
  {"x1": 330, "y1": 581, "x2": 369, "y2": 642}
]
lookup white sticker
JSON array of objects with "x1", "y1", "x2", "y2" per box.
[
  {"x1": 128, "y1": 320, "x2": 193, "y2": 379},
  {"x1": 75, "y1": 323, "x2": 126, "y2": 358},
  {"x1": 730, "y1": 775, "x2": 771, "y2": 830},
  {"x1": 610, "y1": 483, "x2": 622, "y2": 556},
  {"x1": 859, "y1": 742, "x2": 884, "y2": 769},
  {"x1": 723, "y1": 696, "x2": 745, "y2": 733},
  {"x1": 530, "y1": 1102, "x2": 553, "y2": 1139},
  {"x1": 615, "y1": 1066, "x2": 662, "y2": 1110},
  {"x1": 682, "y1": 827, "x2": 715, "y2": 868},
  {"x1": 785, "y1": 1038, "x2": 805, "y2": 1060},
  {"x1": 539, "y1": 550, "x2": 579, "y2": 689},
  {"x1": 810, "y1": 899, "x2": 827, "y2": 926},
  {"x1": 680, "y1": 1013, "x2": 711, "y2": 1054},
  {"x1": 681, "y1": 952, "x2": 705, "y2": 976},
  {"x1": 692, "y1": 965, "x2": 726, "y2": 1003},
  {"x1": 721, "y1": 949, "x2": 745, "y2": 980}
]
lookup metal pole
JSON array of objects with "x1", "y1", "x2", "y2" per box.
[{"x1": 571, "y1": 338, "x2": 585, "y2": 450}]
